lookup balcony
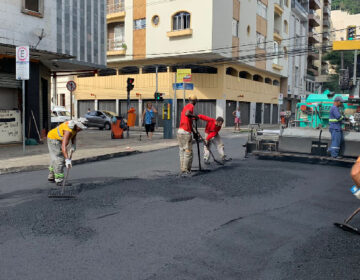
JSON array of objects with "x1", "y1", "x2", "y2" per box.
[
  {"x1": 309, "y1": 11, "x2": 321, "y2": 27},
  {"x1": 323, "y1": 5, "x2": 330, "y2": 15},
  {"x1": 323, "y1": 18, "x2": 330, "y2": 27},
  {"x1": 307, "y1": 65, "x2": 319, "y2": 76},
  {"x1": 308, "y1": 50, "x2": 319, "y2": 60},
  {"x1": 107, "y1": 39, "x2": 126, "y2": 56},
  {"x1": 291, "y1": 0, "x2": 308, "y2": 21},
  {"x1": 107, "y1": 1, "x2": 125, "y2": 23},
  {"x1": 323, "y1": 31, "x2": 330, "y2": 41},
  {"x1": 274, "y1": 0, "x2": 284, "y2": 15},
  {"x1": 308, "y1": 30, "x2": 320, "y2": 44},
  {"x1": 274, "y1": 28, "x2": 283, "y2": 42},
  {"x1": 309, "y1": 0, "x2": 321, "y2": 10}
]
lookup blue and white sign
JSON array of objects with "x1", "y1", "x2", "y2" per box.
[{"x1": 173, "y1": 83, "x2": 194, "y2": 90}]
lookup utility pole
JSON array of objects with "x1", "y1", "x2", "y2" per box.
[
  {"x1": 126, "y1": 78, "x2": 135, "y2": 138},
  {"x1": 353, "y1": 50, "x2": 358, "y2": 97}
]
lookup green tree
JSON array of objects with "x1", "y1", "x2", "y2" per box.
[{"x1": 332, "y1": 0, "x2": 360, "y2": 14}]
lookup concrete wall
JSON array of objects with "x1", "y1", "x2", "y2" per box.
[{"x1": 0, "y1": 0, "x2": 57, "y2": 52}]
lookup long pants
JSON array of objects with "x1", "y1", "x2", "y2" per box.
[
  {"x1": 48, "y1": 138, "x2": 65, "y2": 183},
  {"x1": 204, "y1": 134, "x2": 225, "y2": 161},
  {"x1": 329, "y1": 128, "x2": 343, "y2": 158},
  {"x1": 177, "y1": 132, "x2": 193, "y2": 172}
]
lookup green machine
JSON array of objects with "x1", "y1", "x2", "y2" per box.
[{"x1": 295, "y1": 90, "x2": 359, "y2": 129}]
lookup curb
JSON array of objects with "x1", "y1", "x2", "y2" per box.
[{"x1": 0, "y1": 150, "x2": 140, "y2": 176}]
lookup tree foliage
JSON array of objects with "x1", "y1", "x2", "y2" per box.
[{"x1": 332, "y1": 0, "x2": 360, "y2": 14}]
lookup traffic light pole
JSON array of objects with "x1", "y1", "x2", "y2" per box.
[
  {"x1": 127, "y1": 88, "x2": 130, "y2": 138},
  {"x1": 155, "y1": 65, "x2": 159, "y2": 128}
]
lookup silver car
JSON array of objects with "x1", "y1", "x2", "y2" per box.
[{"x1": 84, "y1": 110, "x2": 115, "y2": 130}]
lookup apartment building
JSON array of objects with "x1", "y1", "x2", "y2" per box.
[
  {"x1": 287, "y1": 0, "x2": 309, "y2": 112},
  {"x1": 331, "y1": 10, "x2": 360, "y2": 41},
  {"x1": 305, "y1": 0, "x2": 331, "y2": 94},
  {"x1": 0, "y1": 0, "x2": 106, "y2": 143},
  {"x1": 74, "y1": 0, "x2": 291, "y2": 126}
]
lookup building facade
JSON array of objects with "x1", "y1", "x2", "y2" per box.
[
  {"x1": 287, "y1": 0, "x2": 309, "y2": 112},
  {"x1": 0, "y1": 0, "x2": 106, "y2": 143},
  {"x1": 74, "y1": 0, "x2": 292, "y2": 126}
]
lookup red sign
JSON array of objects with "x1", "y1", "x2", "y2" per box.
[{"x1": 66, "y1": 80, "x2": 76, "y2": 92}]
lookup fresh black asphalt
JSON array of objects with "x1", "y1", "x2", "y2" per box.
[{"x1": 1, "y1": 135, "x2": 360, "y2": 280}]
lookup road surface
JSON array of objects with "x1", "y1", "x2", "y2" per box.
[{"x1": 1, "y1": 134, "x2": 360, "y2": 280}]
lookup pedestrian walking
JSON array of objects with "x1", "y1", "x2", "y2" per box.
[
  {"x1": 329, "y1": 96, "x2": 344, "y2": 158},
  {"x1": 198, "y1": 115, "x2": 230, "y2": 164},
  {"x1": 177, "y1": 95, "x2": 198, "y2": 174},
  {"x1": 142, "y1": 102, "x2": 157, "y2": 140},
  {"x1": 232, "y1": 107, "x2": 241, "y2": 131},
  {"x1": 47, "y1": 118, "x2": 88, "y2": 186}
]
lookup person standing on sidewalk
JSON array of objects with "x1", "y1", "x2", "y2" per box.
[
  {"x1": 329, "y1": 96, "x2": 344, "y2": 158},
  {"x1": 232, "y1": 107, "x2": 241, "y2": 131},
  {"x1": 142, "y1": 102, "x2": 157, "y2": 140},
  {"x1": 47, "y1": 118, "x2": 88, "y2": 186},
  {"x1": 177, "y1": 95, "x2": 198, "y2": 174},
  {"x1": 198, "y1": 115, "x2": 229, "y2": 164}
]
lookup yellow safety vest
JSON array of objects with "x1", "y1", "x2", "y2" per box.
[{"x1": 47, "y1": 121, "x2": 77, "y2": 141}]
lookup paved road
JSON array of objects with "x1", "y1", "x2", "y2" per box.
[{"x1": 1, "y1": 134, "x2": 360, "y2": 280}]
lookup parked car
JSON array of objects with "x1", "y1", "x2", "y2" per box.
[
  {"x1": 51, "y1": 106, "x2": 71, "y2": 128},
  {"x1": 84, "y1": 110, "x2": 115, "y2": 130}
]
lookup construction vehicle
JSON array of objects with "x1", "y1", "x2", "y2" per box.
[{"x1": 247, "y1": 90, "x2": 360, "y2": 164}]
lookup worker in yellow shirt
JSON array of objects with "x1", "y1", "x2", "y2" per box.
[{"x1": 47, "y1": 118, "x2": 88, "y2": 186}]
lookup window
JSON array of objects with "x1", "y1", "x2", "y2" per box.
[
  {"x1": 295, "y1": 66, "x2": 299, "y2": 87},
  {"x1": 273, "y1": 41, "x2": 279, "y2": 64},
  {"x1": 257, "y1": 0, "x2": 267, "y2": 19},
  {"x1": 152, "y1": 15, "x2": 160, "y2": 26},
  {"x1": 134, "y1": 18, "x2": 146, "y2": 30},
  {"x1": 232, "y1": 19, "x2": 239, "y2": 37},
  {"x1": 60, "y1": 94, "x2": 65, "y2": 107},
  {"x1": 114, "y1": 23, "x2": 125, "y2": 42},
  {"x1": 256, "y1": 32, "x2": 266, "y2": 49},
  {"x1": 284, "y1": 20, "x2": 288, "y2": 34},
  {"x1": 173, "y1": 12, "x2": 190, "y2": 31},
  {"x1": 22, "y1": 0, "x2": 43, "y2": 17}
]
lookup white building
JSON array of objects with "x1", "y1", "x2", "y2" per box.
[{"x1": 0, "y1": 0, "x2": 107, "y2": 143}]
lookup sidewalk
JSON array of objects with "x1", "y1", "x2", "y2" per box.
[
  {"x1": 0, "y1": 129, "x2": 178, "y2": 175},
  {"x1": 0, "y1": 125, "x2": 275, "y2": 175}
]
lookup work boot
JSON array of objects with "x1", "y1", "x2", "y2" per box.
[
  {"x1": 56, "y1": 181, "x2": 72, "y2": 187},
  {"x1": 48, "y1": 172, "x2": 55, "y2": 182}
]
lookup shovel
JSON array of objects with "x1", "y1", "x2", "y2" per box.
[{"x1": 48, "y1": 150, "x2": 76, "y2": 199}]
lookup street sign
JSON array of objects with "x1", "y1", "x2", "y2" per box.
[
  {"x1": 278, "y1": 93, "x2": 284, "y2": 105},
  {"x1": 16, "y1": 46, "x2": 29, "y2": 80},
  {"x1": 176, "y1": 69, "x2": 191, "y2": 82},
  {"x1": 333, "y1": 40, "x2": 360, "y2": 50},
  {"x1": 173, "y1": 83, "x2": 194, "y2": 90},
  {"x1": 66, "y1": 80, "x2": 76, "y2": 92},
  {"x1": 183, "y1": 74, "x2": 192, "y2": 82}
]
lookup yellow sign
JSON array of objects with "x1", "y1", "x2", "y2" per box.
[
  {"x1": 176, "y1": 69, "x2": 192, "y2": 82},
  {"x1": 333, "y1": 40, "x2": 360, "y2": 50}
]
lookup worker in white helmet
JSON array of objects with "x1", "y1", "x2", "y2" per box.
[{"x1": 47, "y1": 118, "x2": 88, "y2": 186}]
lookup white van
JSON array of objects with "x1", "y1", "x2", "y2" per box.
[{"x1": 51, "y1": 106, "x2": 71, "y2": 128}]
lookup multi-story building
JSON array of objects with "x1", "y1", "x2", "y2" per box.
[
  {"x1": 331, "y1": 10, "x2": 360, "y2": 41},
  {"x1": 0, "y1": 0, "x2": 106, "y2": 143},
  {"x1": 74, "y1": 0, "x2": 291, "y2": 127},
  {"x1": 287, "y1": 0, "x2": 309, "y2": 112},
  {"x1": 305, "y1": 0, "x2": 331, "y2": 94}
]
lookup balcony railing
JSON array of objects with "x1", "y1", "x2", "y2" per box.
[
  {"x1": 107, "y1": 39, "x2": 126, "y2": 52},
  {"x1": 274, "y1": 0, "x2": 284, "y2": 7},
  {"x1": 107, "y1": 1, "x2": 125, "y2": 14},
  {"x1": 292, "y1": 0, "x2": 309, "y2": 19}
]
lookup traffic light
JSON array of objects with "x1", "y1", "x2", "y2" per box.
[
  {"x1": 347, "y1": 25, "x2": 356, "y2": 40},
  {"x1": 127, "y1": 78, "x2": 135, "y2": 91},
  {"x1": 154, "y1": 92, "x2": 163, "y2": 101}
]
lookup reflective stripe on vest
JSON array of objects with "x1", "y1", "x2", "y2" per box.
[{"x1": 57, "y1": 127, "x2": 63, "y2": 140}]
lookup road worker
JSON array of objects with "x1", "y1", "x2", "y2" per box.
[
  {"x1": 177, "y1": 95, "x2": 198, "y2": 174},
  {"x1": 47, "y1": 118, "x2": 88, "y2": 186},
  {"x1": 329, "y1": 96, "x2": 344, "y2": 158},
  {"x1": 198, "y1": 115, "x2": 230, "y2": 164}
]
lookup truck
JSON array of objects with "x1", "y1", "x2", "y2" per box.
[{"x1": 247, "y1": 90, "x2": 360, "y2": 164}]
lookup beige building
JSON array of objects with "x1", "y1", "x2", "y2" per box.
[
  {"x1": 74, "y1": 0, "x2": 292, "y2": 126},
  {"x1": 331, "y1": 10, "x2": 360, "y2": 41}
]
